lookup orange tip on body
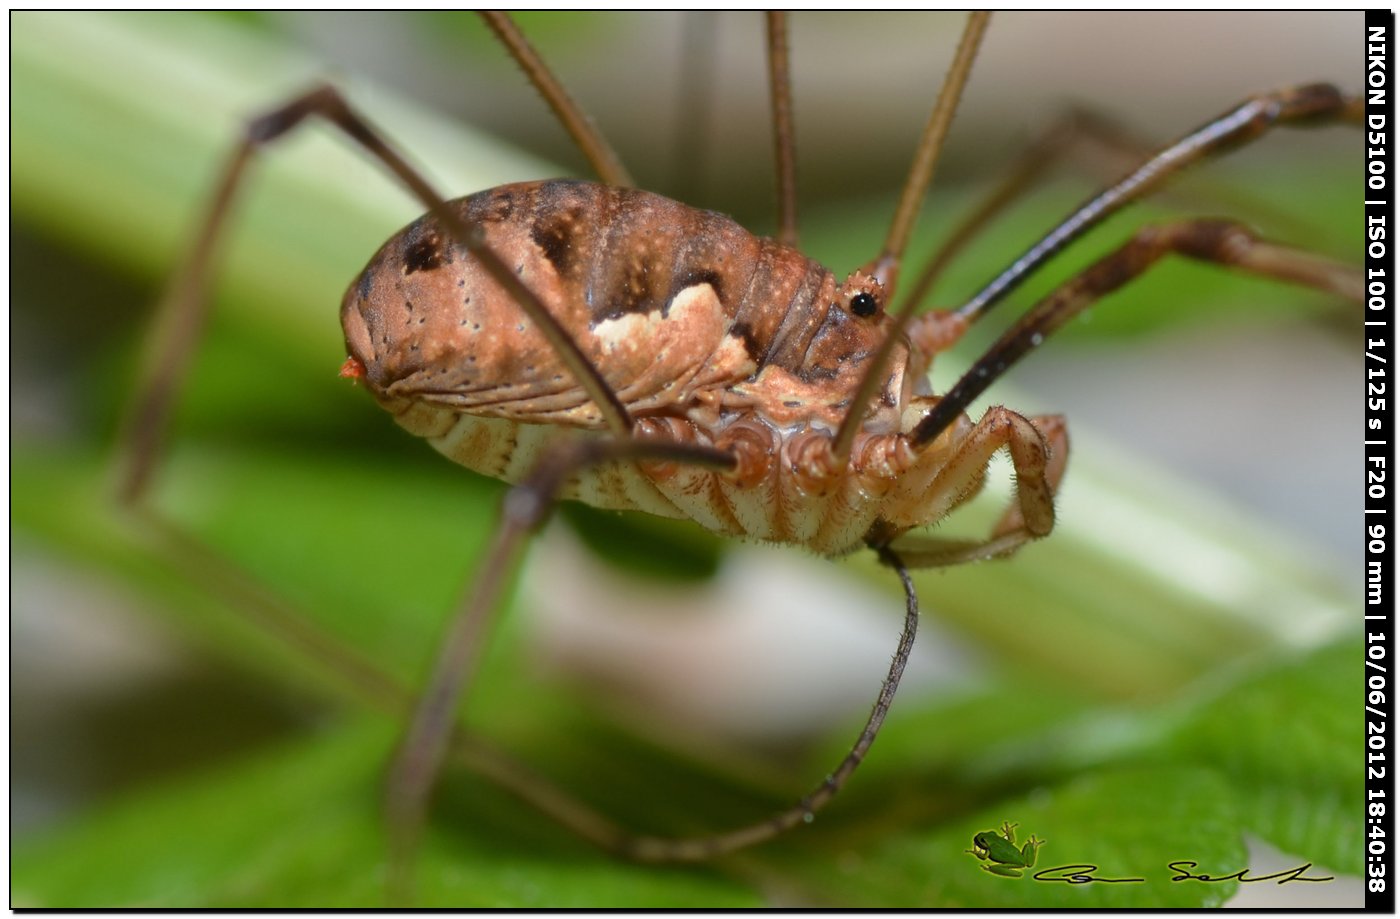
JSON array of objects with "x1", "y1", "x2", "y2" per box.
[{"x1": 339, "y1": 356, "x2": 366, "y2": 380}]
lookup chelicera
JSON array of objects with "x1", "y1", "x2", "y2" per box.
[{"x1": 117, "y1": 10, "x2": 1363, "y2": 897}]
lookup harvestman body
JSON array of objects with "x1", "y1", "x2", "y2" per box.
[
  {"x1": 341, "y1": 178, "x2": 1048, "y2": 557},
  {"x1": 120, "y1": 11, "x2": 1363, "y2": 895}
]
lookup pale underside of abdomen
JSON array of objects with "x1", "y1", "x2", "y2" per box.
[{"x1": 391, "y1": 399, "x2": 971, "y2": 557}]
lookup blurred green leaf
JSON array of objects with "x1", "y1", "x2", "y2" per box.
[
  {"x1": 559, "y1": 503, "x2": 726, "y2": 584},
  {"x1": 12, "y1": 719, "x2": 764, "y2": 908}
]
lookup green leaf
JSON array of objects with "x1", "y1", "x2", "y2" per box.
[
  {"x1": 12, "y1": 719, "x2": 763, "y2": 908},
  {"x1": 785, "y1": 766, "x2": 1245, "y2": 908},
  {"x1": 1167, "y1": 638, "x2": 1362, "y2": 875}
]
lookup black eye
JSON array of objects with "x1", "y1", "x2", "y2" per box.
[{"x1": 850, "y1": 292, "x2": 878, "y2": 317}]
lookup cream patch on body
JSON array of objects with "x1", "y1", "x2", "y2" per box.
[
  {"x1": 587, "y1": 282, "x2": 753, "y2": 412},
  {"x1": 590, "y1": 283, "x2": 722, "y2": 351}
]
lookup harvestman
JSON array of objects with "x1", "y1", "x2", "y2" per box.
[{"x1": 117, "y1": 10, "x2": 1363, "y2": 895}]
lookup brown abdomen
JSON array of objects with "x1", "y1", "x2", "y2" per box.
[{"x1": 345, "y1": 180, "x2": 837, "y2": 428}]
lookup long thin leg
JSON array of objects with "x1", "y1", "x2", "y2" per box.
[
  {"x1": 136, "y1": 470, "x2": 928, "y2": 878},
  {"x1": 898, "y1": 106, "x2": 1312, "y2": 314},
  {"x1": 129, "y1": 500, "x2": 771, "y2": 868},
  {"x1": 669, "y1": 12, "x2": 719, "y2": 199},
  {"x1": 134, "y1": 507, "x2": 414, "y2": 710},
  {"x1": 841, "y1": 83, "x2": 1359, "y2": 466},
  {"x1": 124, "y1": 498, "x2": 611, "y2": 851},
  {"x1": 954, "y1": 83, "x2": 1362, "y2": 326},
  {"x1": 143, "y1": 450, "x2": 926, "y2": 870},
  {"x1": 116, "y1": 84, "x2": 633, "y2": 505},
  {"x1": 873, "y1": 11, "x2": 992, "y2": 295},
  {"x1": 387, "y1": 452, "x2": 918, "y2": 877},
  {"x1": 613, "y1": 544, "x2": 922, "y2": 863},
  {"x1": 892, "y1": 113, "x2": 1170, "y2": 377},
  {"x1": 831, "y1": 11, "x2": 990, "y2": 463},
  {"x1": 440, "y1": 547, "x2": 920, "y2": 864},
  {"x1": 765, "y1": 11, "x2": 799, "y2": 248},
  {"x1": 911, "y1": 109, "x2": 1150, "y2": 307},
  {"x1": 478, "y1": 11, "x2": 633, "y2": 188},
  {"x1": 135, "y1": 486, "x2": 926, "y2": 873},
  {"x1": 911, "y1": 218, "x2": 1363, "y2": 448},
  {"x1": 386, "y1": 437, "x2": 735, "y2": 899},
  {"x1": 115, "y1": 139, "x2": 254, "y2": 503}
]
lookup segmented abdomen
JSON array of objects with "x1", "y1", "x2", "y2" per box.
[{"x1": 390, "y1": 398, "x2": 966, "y2": 556}]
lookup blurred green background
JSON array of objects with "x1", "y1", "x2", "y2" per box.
[{"x1": 12, "y1": 11, "x2": 1364, "y2": 907}]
